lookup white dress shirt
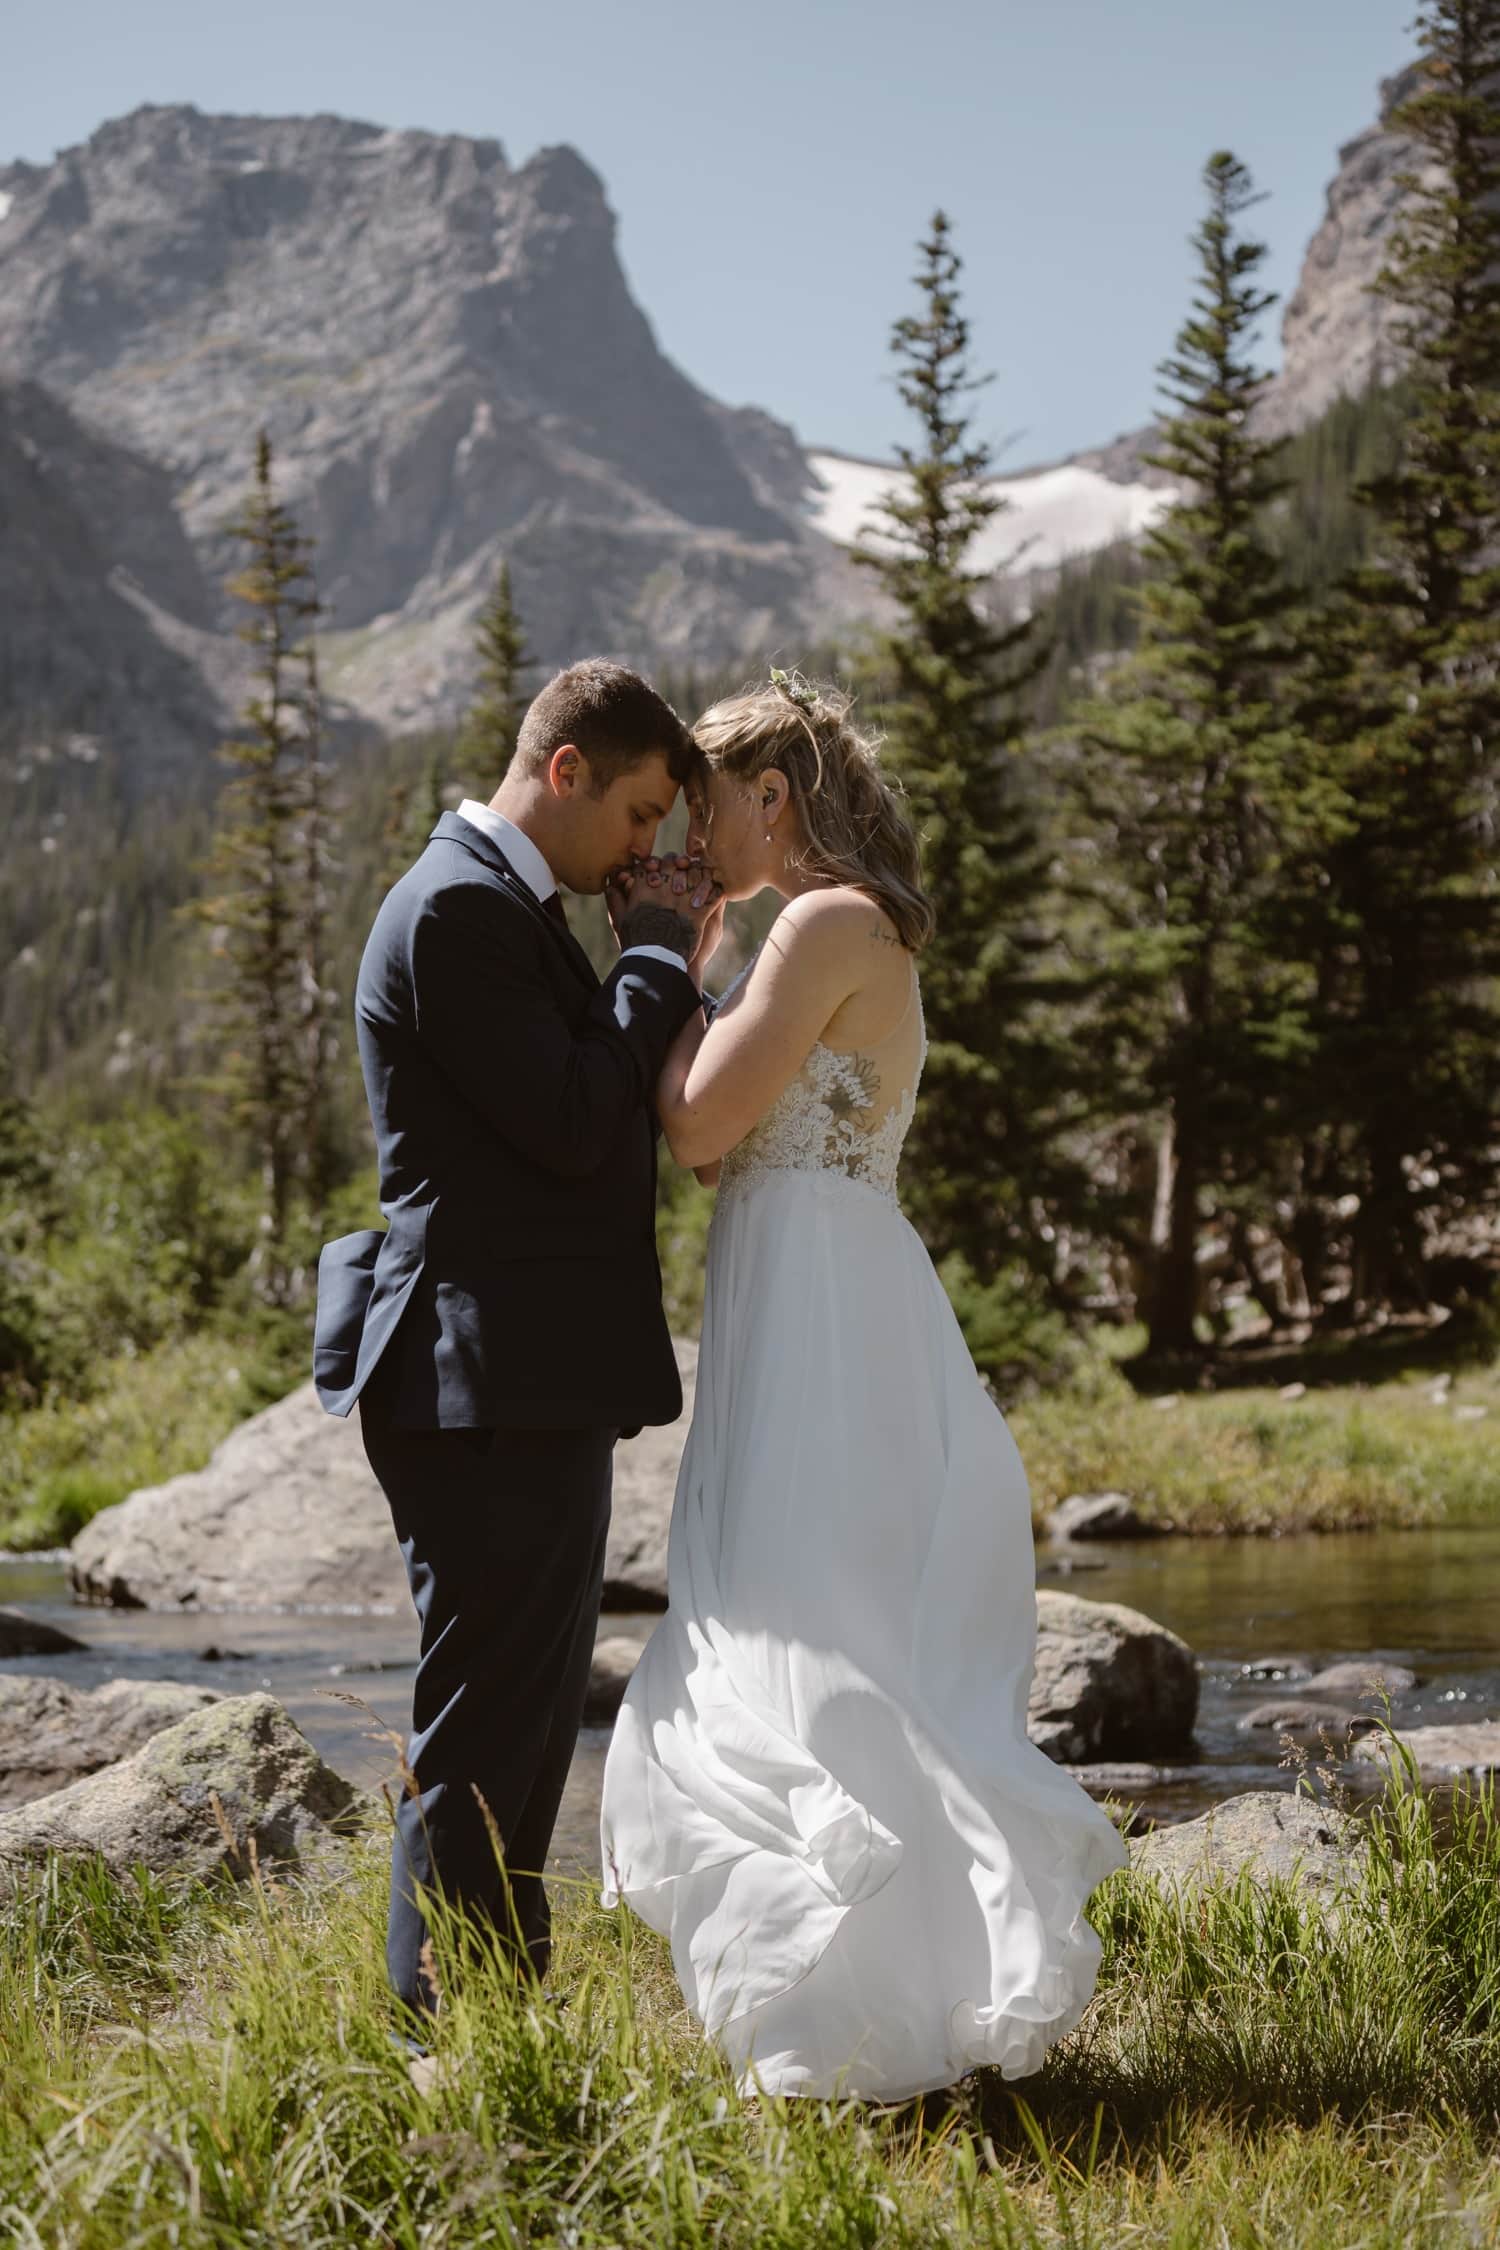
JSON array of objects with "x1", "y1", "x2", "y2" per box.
[{"x1": 455, "y1": 800, "x2": 693, "y2": 981}]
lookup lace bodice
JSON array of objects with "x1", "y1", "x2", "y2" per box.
[{"x1": 716, "y1": 947, "x2": 927, "y2": 1211}]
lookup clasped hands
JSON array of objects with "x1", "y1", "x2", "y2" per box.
[{"x1": 607, "y1": 853, "x2": 726, "y2": 984}]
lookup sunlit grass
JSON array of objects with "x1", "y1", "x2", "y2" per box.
[
  {"x1": 0, "y1": 1332, "x2": 265, "y2": 1550},
  {"x1": 1, "y1": 1761, "x2": 1496, "y2": 2244},
  {"x1": 1012, "y1": 1352, "x2": 1500, "y2": 1533}
]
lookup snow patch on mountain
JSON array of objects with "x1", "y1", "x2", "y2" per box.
[{"x1": 807, "y1": 450, "x2": 1178, "y2": 576}]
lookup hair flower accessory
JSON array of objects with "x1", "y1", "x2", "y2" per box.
[{"x1": 770, "y1": 666, "x2": 818, "y2": 712}]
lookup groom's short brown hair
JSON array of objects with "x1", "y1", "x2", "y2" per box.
[{"x1": 514, "y1": 660, "x2": 699, "y2": 793}]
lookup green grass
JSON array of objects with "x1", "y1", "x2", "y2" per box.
[
  {"x1": 1011, "y1": 1352, "x2": 1500, "y2": 1534},
  {"x1": 1, "y1": 1761, "x2": 1497, "y2": 2244},
  {"x1": 0, "y1": 1332, "x2": 275, "y2": 1551}
]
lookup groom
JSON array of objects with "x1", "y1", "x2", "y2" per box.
[{"x1": 313, "y1": 658, "x2": 719, "y2": 2037}]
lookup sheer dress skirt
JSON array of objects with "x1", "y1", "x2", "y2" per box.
[{"x1": 599, "y1": 1156, "x2": 1127, "y2": 2102}]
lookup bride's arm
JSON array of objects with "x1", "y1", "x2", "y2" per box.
[
  {"x1": 657, "y1": 1010, "x2": 722, "y2": 1183},
  {"x1": 656, "y1": 892, "x2": 869, "y2": 1170}
]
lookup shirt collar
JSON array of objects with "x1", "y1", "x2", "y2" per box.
[{"x1": 455, "y1": 800, "x2": 557, "y2": 904}]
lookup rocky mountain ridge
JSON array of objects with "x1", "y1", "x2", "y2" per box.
[
  {"x1": 0, "y1": 104, "x2": 860, "y2": 736},
  {"x1": 0, "y1": 62, "x2": 1429, "y2": 759}
]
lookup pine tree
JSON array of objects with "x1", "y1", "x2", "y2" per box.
[
  {"x1": 463, "y1": 562, "x2": 530, "y2": 785},
  {"x1": 1062, "y1": 153, "x2": 1331, "y2": 1359},
  {"x1": 1294, "y1": 2, "x2": 1500, "y2": 1317},
  {"x1": 192, "y1": 430, "x2": 321, "y2": 1297},
  {"x1": 295, "y1": 628, "x2": 337, "y2": 1230},
  {"x1": 854, "y1": 211, "x2": 1071, "y2": 1297}
]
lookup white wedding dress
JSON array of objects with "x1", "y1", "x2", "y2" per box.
[{"x1": 599, "y1": 947, "x2": 1126, "y2": 2101}]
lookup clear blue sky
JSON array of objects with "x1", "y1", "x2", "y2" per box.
[{"x1": 3, "y1": 0, "x2": 1418, "y2": 469}]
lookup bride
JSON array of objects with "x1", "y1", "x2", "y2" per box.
[{"x1": 598, "y1": 672, "x2": 1126, "y2": 2102}]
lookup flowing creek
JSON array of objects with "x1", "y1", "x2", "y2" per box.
[{"x1": 3, "y1": 1525, "x2": 1499, "y2": 1876}]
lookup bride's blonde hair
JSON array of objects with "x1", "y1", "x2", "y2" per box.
[{"x1": 692, "y1": 673, "x2": 936, "y2": 952}]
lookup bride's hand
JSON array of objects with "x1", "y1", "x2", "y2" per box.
[{"x1": 689, "y1": 889, "x2": 728, "y2": 981}]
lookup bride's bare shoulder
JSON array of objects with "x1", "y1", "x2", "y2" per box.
[{"x1": 774, "y1": 886, "x2": 906, "y2": 954}]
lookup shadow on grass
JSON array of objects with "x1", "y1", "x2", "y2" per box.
[{"x1": 1124, "y1": 1300, "x2": 1498, "y2": 1395}]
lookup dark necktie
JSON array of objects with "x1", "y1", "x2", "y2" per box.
[{"x1": 543, "y1": 890, "x2": 570, "y2": 934}]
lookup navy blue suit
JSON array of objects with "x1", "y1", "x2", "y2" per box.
[{"x1": 314, "y1": 812, "x2": 700, "y2": 2017}]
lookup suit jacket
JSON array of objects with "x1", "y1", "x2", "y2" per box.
[{"x1": 313, "y1": 811, "x2": 702, "y2": 1431}]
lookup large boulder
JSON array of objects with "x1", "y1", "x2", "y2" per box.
[
  {"x1": 0, "y1": 1693, "x2": 357, "y2": 1887},
  {"x1": 0, "y1": 1676, "x2": 222, "y2": 1808},
  {"x1": 68, "y1": 1342, "x2": 696, "y2": 1614},
  {"x1": 1029, "y1": 1591, "x2": 1199, "y2": 1763},
  {"x1": 69, "y1": 1382, "x2": 407, "y2": 1612},
  {"x1": 0, "y1": 1606, "x2": 88, "y2": 1655},
  {"x1": 1353, "y1": 1720, "x2": 1500, "y2": 1783},
  {"x1": 604, "y1": 1339, "x2": 695, "y2": 1609},
  {"x1": 1131, "y1": 1790, "x2": 1367, "y2": 1899}
]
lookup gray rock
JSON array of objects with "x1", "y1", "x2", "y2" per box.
[
  {"x1": 1258, "y1": 60, "x2": 1429, "y2": 439},
  {"x1": 1301, "y1": 1660, "x2": 1419, "y2": 1699},
  {"x1": 1353, "y1": 1720, "x2": 1500, "y2": 1783},
  {"x1": 0, "y1": 377, "x2": 226, "y2": 789},
  {"x1": 0, "y1": 106, "x2": 861, "y2": 744},
  {"x1": 1047, "y1": 1492, "x2": 1162, "y2": 1543},
  {"x1": 584, "y1": 1637, "x2": 643, "y2": 1725},
  {"x1": 1239, "y1": 1700, "x2": 1376, "y2": 1743},
  {"x1": 1029, "y1": 1591, "x2": 1199, "y2": 1763},
  {"x1": 603, "y1": 1338, "x2": 695, "y2": 1609},
  {"x1": 0, "y1": 1693, "x2": 357, "y2": 1888},
  {"x1": 0, "y1": 1676, "x2": 222, "y2": 1808},
  {"x1": 0, "y1": 1605, "x2": 88, "y2": 1656},
  {"x1": 1131, "y1": 1790, "x2": 1367, "y2": 1898},
  {"x1": 69, "y1": 1341, "x2": 696, "y2": 1614},
  {"x1": 70, "y1": 1382, "x2": 410, "y2": 1613}
]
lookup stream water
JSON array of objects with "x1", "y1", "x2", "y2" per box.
[{"x1": 3, "y1": 1525, "x2": 1498, "y2": 1876}]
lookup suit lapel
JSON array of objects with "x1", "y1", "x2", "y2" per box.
[{"x1": 431, "y1": 812, "x2": 598, "y2": 991}]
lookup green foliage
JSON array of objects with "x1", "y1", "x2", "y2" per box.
[
  {"x1": 936, "y1": 1253, "x2": 1082, "y2": 1399},
  {"x1": 461, "y1": 560, "x2": 531, "y2": 787},
  {"x1": 0, "y1": 1330, "x2": 267, "y2": 1549},
  {"x1": 1058, "y1": 152, "x2": 1343, "y2": 1360},
  {"x1": 1262, "y1": 375, "x2": 1414, "y2": 595},
  {"x1": 0, "y1": 1101, "x2": 257, "y2": 1412},
  {"x1": 1285, "y1": 4, "x2": 1500, "y2": 1318},
  {"x1": 655, "y1": 1156, "x2": 715, "y2": 1337}
]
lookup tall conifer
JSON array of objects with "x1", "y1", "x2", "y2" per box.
[
  {"x1": 1297, "y1": 1, "x2": 1500, "y2": 1315},
  {"x1": 855, "y1": 211, "x2": 1068, "y2": 1291},
  {"x1": 464, "y1": 562, "x2": 530, "y2": 785},
  {"x1": 1063, "y1": 153, "x2": 1322, "y2": 1358},
  {"x1": 193, "y1": 431, "x2": 322, "y2": 1295}
]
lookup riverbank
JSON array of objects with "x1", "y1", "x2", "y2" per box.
[
  {"x1": 1, "y1": 1767, "x2": 1496, "y2": 2245},
  {"x1": 1012, "y1": 1353, "x2": 1500, "y2": 1535},
  {"x1": 1, "y1": 1329, "x2": 1496, "y2": 1556}
]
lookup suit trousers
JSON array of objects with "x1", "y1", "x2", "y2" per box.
[{"x1": 358, "y1": 1399, "x2": 615, "y2": 2022}]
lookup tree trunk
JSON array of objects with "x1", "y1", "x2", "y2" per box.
[{"x1": 1147, "y1": 1106, "x2": 1203, "y2": 1356}]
